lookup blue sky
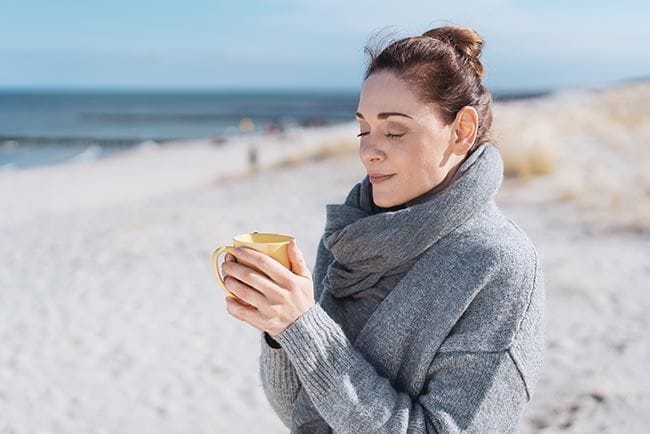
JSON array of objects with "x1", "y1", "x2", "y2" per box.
[{"x1": 1, "y1": 0, "x2": 648, "y2": 91}]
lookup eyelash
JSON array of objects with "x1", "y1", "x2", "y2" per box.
[{"x1": 357, "y1": 132, "x2": 405, "y2": 140}]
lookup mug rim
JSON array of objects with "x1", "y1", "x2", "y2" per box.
[{"x1": 234, "y1": 232, "x2": 294, "y2": 244}]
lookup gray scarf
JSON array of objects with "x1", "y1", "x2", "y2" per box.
[{"x1": 322, "y1": 143, "x2": 503, "y2": 299}]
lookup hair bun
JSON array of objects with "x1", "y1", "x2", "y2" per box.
[{"x1": 422, "y1": 26, "x2": 485, "y2": 80}]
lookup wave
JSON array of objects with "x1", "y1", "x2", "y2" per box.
[
  {"x1": 67, "y1": 144, "x2": 104, "y2": 163},
  {"x1": 0, "y1": 135, "x2": 175, "y2": 146},
  {"x1": 77, "y1": 111, "x2": 354, "y2": 124}
]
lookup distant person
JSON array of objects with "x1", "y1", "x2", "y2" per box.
[
  {"x1": 239, "y1": 117, "x2": 258, "y2": 171},
  {"x1": 223, "y1": 25, "x2": 544, "y2": 432}
]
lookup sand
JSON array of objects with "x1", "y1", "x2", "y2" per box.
[{"x1": 1, "y1": 86, "x2": 649, "y2": 433}]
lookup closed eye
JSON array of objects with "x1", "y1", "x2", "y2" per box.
[{"x1": 357, "y1": 132, "x2": 405, "y2": 139}]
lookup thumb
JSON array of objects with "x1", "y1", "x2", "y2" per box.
[{"x1": 288, "y1": 240, "x2": 311, "y2": 279}]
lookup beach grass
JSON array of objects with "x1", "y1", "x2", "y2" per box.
[{"x1": 494, "y1": 82, "x2": 650, "y2": 233}]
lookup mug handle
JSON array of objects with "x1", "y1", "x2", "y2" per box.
[{"x1": 212, "y1": 246, "x2": 237, "y2": 297}]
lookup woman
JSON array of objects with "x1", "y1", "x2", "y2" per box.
[{"x1": 222, "y1": 25, "x2": 545, "y2": 433}]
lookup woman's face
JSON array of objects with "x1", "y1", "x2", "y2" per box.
[{"x1": 356, "y1": 71, "x2": 463, "y2": 208}]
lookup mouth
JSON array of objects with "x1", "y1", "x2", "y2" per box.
[{"x1": 369, "y1": 174, "x2": 395, "y2": 184}]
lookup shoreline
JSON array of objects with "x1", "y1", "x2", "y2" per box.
[
  {"x1": 0, "y1": 121, "x2": 358, "y2": 172},
  {"x1": 0, "y1": 122, "x2": 358, "y2": 229}
]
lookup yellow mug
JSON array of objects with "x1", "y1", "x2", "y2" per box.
[{"x1": 212, "y1": 232, "x2": 294, "y2": 298}]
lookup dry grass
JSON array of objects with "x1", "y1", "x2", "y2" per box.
[
  {"x1": 493, "y1": 83, "x2": 650, "y2": 177},
  {"x1": 492, "y1": 102, "x2": 560, "y2": 180},
  {"x1": 492, "y1": 119, "x2": 559, "y2": 180},
  {"x1": 494, "y1": 82, "x2": 650, "y2": 233},
  {"x1": 271, "y1": 137, "x2": 358, "y2": 169},
  {"x1": 308, "y1": 138, "x2": 358, "y2": 161}
]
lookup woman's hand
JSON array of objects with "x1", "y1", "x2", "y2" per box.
[{"x1": 222, "y1": 239, "x2": 315, "y2": 337}]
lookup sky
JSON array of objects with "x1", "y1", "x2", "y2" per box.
[{"x1": 1, "y1": 0, "x2": 648, "y2": 92}]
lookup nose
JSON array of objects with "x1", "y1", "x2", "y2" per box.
[{"x1": 359, "y1": 140, "x2": 385, "y2": 164}]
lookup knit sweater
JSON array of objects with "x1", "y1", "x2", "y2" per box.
[{"x1": 258, "y1": 144, "x2": 545, "y2": 433}]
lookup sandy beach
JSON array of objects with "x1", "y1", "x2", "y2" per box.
[{"x1": 1, "y1": 83, "x2": 649, "y2": 433}]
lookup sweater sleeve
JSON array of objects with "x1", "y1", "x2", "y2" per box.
[
  {"x1": 272, "y1": 303, "x2": 529, "y2": 433},
  {"x1": 258, "y1": 332, "x2": 302, "y2": 429},
  {"x1": 258, "y1": 233, "x2": 334, "y2": 428}
]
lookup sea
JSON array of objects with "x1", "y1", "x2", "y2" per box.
[{"x1": 0, "y1": 88, "x2": 548, "y2": 171}]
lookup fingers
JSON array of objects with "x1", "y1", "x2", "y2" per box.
[
  {"x1": 225, "y1": 295, "x2": 261, "y2": 327},
  {"x1": 224, "y1": 276, "x2": 264, "y2": 308},
  {"x1": 222, "y1": 252, "x2": 236, "y2": 277},
  {"x1": 288, "y1": 240, "x2": 311, "y2": 279},
  {"x1": 223, "y1": 258, "x2": 283, "y2": 299},
  {"x1": 232, "y1": 247, "x2": 294, "y2": 288}
]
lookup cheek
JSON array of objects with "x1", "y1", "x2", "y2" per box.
[
  {"x1": 396, "y1": 140, "x2": 438, "y2": 170},
  {"x1": 397, "y1": 140, "x2": 446, "y2": 183}
]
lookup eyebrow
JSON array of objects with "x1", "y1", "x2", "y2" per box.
[{"x1": 355, "y1": 111, "x2": 413, "y2": 120}]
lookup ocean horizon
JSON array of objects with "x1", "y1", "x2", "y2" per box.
[{"x1": 0, "y1": 87, "x2": 552, "y2": 171}]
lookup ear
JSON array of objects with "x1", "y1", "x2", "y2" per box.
[{"x1": 451, "y1": 106, "x2": 478, "y2": 155}]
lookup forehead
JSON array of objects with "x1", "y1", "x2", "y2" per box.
[{"x1": 356, "y1": 71, "x2": 434, "y2": 119}]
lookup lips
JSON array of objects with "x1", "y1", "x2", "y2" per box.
[{"x1": 369, "y1": 174, "x2": 395, "y2": 184}]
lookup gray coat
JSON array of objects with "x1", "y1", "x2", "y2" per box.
[{"x1": 259, "y1": 144, "x2": 545, "y2": 433}]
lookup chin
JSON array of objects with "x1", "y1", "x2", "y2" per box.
[{"x1": 372, "y1": 193, "x2": 401, "y2": 208}]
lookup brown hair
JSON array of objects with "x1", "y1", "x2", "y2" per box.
[{"x1": 364, "y1": 25, "x2": 493, "y2": 151}]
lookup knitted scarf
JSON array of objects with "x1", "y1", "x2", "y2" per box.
[{"x1": 321, "y1": 143, "x2": 503, "y2": 299}]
